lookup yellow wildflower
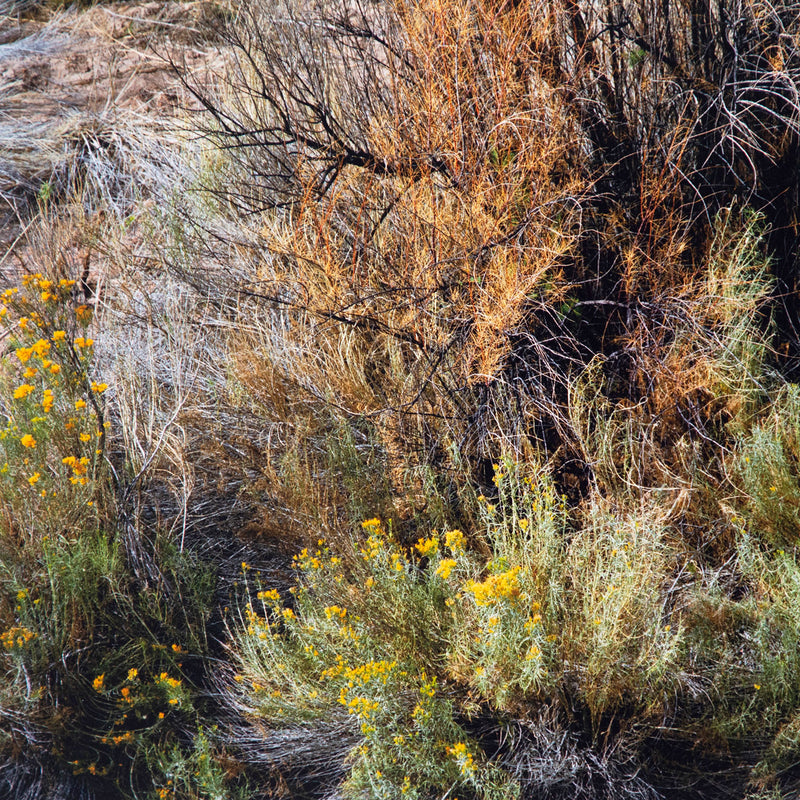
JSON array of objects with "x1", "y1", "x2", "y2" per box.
[
  {"x1": 20, "y1": 434, "x2": 36, "y2": 448},
  {"x1": 30, "y1": 339, "x2": 50, "y2": 357},
  {"x1": 444, "y1": 529, "x2": 465, "y2": 552},
  {"x1": 13, "y1": 384, "x2": 35, "y2": 400},
  {"x1": 435, "y1": 559, "x2": 457, "y2": 580},
  {"x1": 415, "y1": 535, "x2": 439, "y2": 557},
  {"x1": 466, "y1": 567, "x2": 522, "y2": 606},
  {"x1": 324, "y1": 605, "x2": 347, "y2": 620}
]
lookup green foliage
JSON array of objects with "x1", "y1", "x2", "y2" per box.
[
  {"x1": 0, "y1": 272, "x2": 228, "y2": 798},
  {"x1": 151, "y1": 727, "x2": 242, "y2": 800},
  {"x1": 229, "y1": 463, "x2": 687, "y2": 792},
  {"x1": 733, "y1": 385, "x2": 800, "y2": 545}
]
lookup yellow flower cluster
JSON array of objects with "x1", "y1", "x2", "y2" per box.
[
  {"x1": 320, "y1": 654, "x2": 346, "y2": 680},
  {"x1": 0, "y1": 625, "x2": 36, "y2": 649},
  {"x1": 435, "y1": 558, "x2": 457, "y2": 580},
  {"x1": 13, "y1": 384, "x2": 34, "y2": 399},
  {"x1": 344, "y1": 659, "x2": 397, "y2": 687},
  {"x1": 447, "y1": 742, "x2": 476, "y2": 775},
  {"x1": 295, "y1": 547, "x2": 323, "y2": 570},
  {"x1": 62, "y1": 455, "x2": 90, "y2": 485},
  {"x1": 342, "y1": 693, "x2": 379, "y2": 718},
  {"x1": 466, "y1": 567, "x2": 522, "y2": 606},
  {"x1": 361, "y1": 517, "x2": 383, "y2": 533},
  {"x1": 360, "y1": 534, "x2": 382, "y2": 561},
  {"x1": 415, "y1": 535, "x2": 439, "y2": 557},
  {"x1": 15, "y1": 338, "x2": 52, "y2": 364},
  {"x1": 390, "y1": 552, "x2": 406, "y2": 574},
  {"x1": 324, "y1": 605, "x2": 347, "y2": 620},
  {"x1": 444, "y1": 529, "x2": 465, "y2": 552}
]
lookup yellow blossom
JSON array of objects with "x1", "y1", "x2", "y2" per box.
[
  {"x1": 435, "y1": 559, "x2": 457, "y2": 580},
  {"x1": 92, "y1": 674, "x2": 105, "y2": 692},
  {"x1": 90, "y1": 381, "x2": 107, "y2": 393},
  {"x1": 447, "y1": 742, "x2": 475, "y2": 775},
  {"x1": 52, "y1": 331, "x2": 66, "y2": 341},
  {"x1": 465, "y1": 567, "x2": 522, "y2": 606},
  {"x1": 30, "y1": 339, "x2": 50, "y2": 357},
  {"x1": 20, "y1": 434, "x2": 36, "y2": 448},
  {"x1": 28, "y1": 472, "x2": 40, "y2": 486},
  {"x1": 415, "y1": 536, "x2": 439, "y2": 557},
  {"x1": 1, "y1": 625, "x2": 36, "y2": 649},
  {"x1": 13, "y1": 384, "x2": 35, "y2": 400},
  {"x1": 444, "y1": 529, "x2": 465, "y2": 552}
]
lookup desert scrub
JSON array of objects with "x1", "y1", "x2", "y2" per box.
[
  {"x1": 231, "y1": 518, "x2": 515, "y2": 799},
  {"x1": 229, "y1": 462, "x2": 690, "y2": 793},
  {"x1": 445, "y1": 460, "x2": 568, "y2": 709},
  {"x1": 558, "y1": 501, "x2": 684, "y2": 726},
  {"x1": 0, "y1": 271, "x2": 222, "y2": 799}
]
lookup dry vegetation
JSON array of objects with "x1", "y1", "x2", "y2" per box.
[{"x1": 2, "y1": 0, "x2": 800, "y2": 798}]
